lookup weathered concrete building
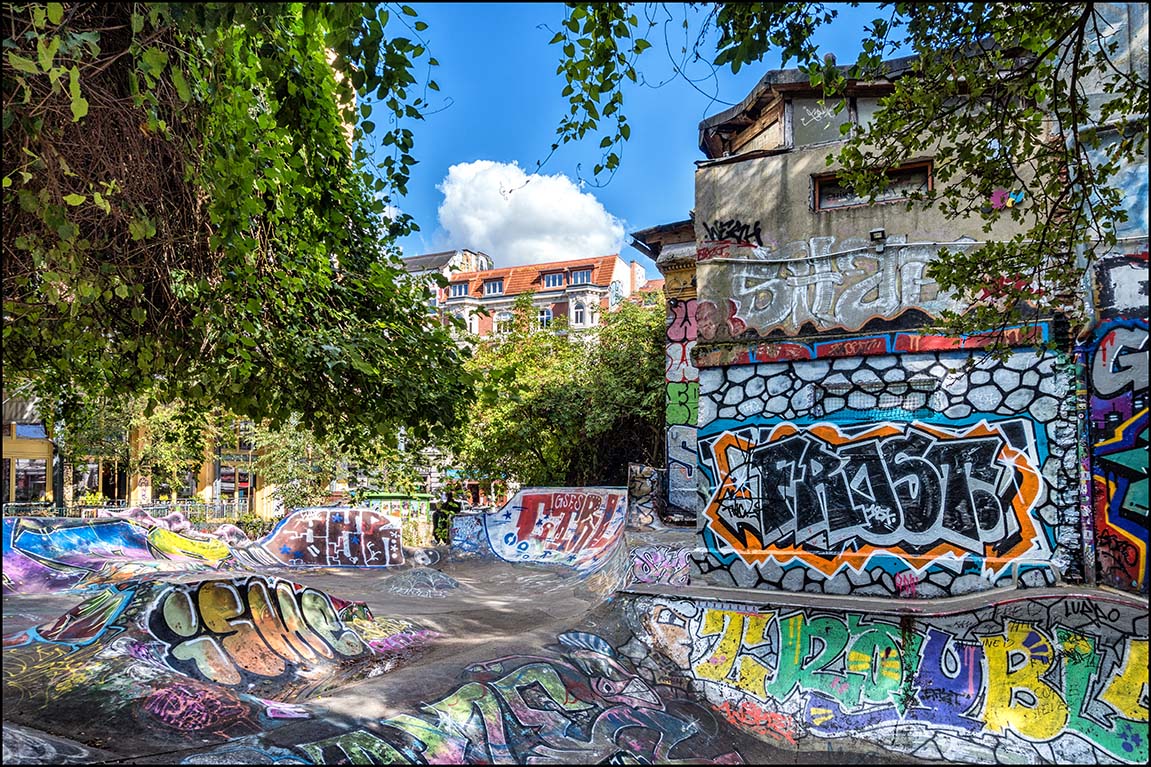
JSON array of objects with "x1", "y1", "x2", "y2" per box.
[
  {"x1": 638, "y1": 6, "x2": 1147, "y2": 601},
  {"x1": 616, "y1": 7, "x2": 1149, "y2": 764}
]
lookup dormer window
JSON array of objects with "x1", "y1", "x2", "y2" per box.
[
  {"x1": 484, "y1": 278, "x2": 504, "y2": 295},
  {"x1": 570, "y1": 269, "x2": 592, "y2": 285},
  {"x1": 450, "y1": 282, "x2": 468, "y2": 298},
  {"x1": 543, "y1": 272, "x2": 564, "y2": 289}
]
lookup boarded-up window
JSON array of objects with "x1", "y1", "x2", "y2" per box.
[{"x1": 814, "y1": 163, "x2": 932, "y2": 211}]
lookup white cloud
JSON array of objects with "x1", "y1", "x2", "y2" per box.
[{"x1": 436, "y1": 160, "x2": 625, "y2": 267}]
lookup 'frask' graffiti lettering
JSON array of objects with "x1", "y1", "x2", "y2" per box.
[{"x1": 703, "y1": 419, "x2": 1047, "y2": 576}]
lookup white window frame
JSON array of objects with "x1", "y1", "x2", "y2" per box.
[
  {"x1": 573, "y1": 302, "x2": 585, "y2": 326},
  {"x1": 570, "y1": 269, "x2": 592, "y2": 285},
  {"x1": 543, "y1": 272, "x2": 564, "y2": 289},
  {"x1": 537, "y1": 307, "x2": 552, "y2": 328},
  {"x1": 450, "y1": 282, "x2": 468, "y2": 298},
  {"x1": 495, "y1": 311, "x2": 514, "y2": 334},
  {"x1": 484, "y1": 279, "x2": 504, "y2": 295}
]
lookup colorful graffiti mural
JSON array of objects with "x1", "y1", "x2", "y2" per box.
[
  {"x1": 145, "y1": 577, "x2": 373, "y2": 692},
  {"x1": 248, "y1": 507, "x2": 403, "y2": 568},
  {"x1": 666, "y1": 297, "x2": 701, "y2": 516},
  {"x1": 694, "y1": 349, "x2": 1076, "y2": 596},
  {"x1": 2, "y1": 516, "x2": 232, "y2": 594},
  {"x1": 703, "y1": 419, "x2": 1047, "y2": 578},
  {"x1": 625, "y1": 593, "x2": 1149, "y2": 764},
  {"x1": 1086, "y1": 316, "x2": 1148, "y2": 592},
  {"x1": 449, "y1": 488, "x2": 627, "y2": 575}
]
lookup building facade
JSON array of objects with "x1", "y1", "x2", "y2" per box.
[
  {"x1": 406, "y1": 253, "x2": 649, "y2": 338},
  {"x1": 658, "y1": 6, "x2": 1148, "y2": 598}
]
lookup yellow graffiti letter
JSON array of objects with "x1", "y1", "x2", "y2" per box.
[{"x1": 981, "y1": 622, "x2": 1068, "y2": 740}]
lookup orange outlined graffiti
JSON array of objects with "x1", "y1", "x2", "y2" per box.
[{"x1": 703, "y1": 419, "x2": 1045, "y2": 577}]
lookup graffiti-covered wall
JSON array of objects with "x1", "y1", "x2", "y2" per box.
[
  {"x1": 694, "y1": 348, "x2": 1078, "y2": 596},
  {"x1": 1085, "y1": 249, "x2": 1149, "y2": 593},
  {"x1": 450, "y1": 487, "x2": 627, "y2": 575},
  {"x1": 667, "y1": 295, "x2": 700, "y2": 513},
  {"x1": 623, "y1": 591, "x2": 1149, "y2": 765}
]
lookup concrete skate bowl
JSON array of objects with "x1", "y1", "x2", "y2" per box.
[
  {"x1": 2, "y1": 574, "x2": 441, "y2": 761},
  {"x1": 618, "y1": 586, "x2": 1150, "y2": 765}
]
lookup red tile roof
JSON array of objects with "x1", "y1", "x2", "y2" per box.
[
  {"x1": 446, "y1": 255, "x2": 620, "y2": 298},
  {"x1": 637, "y1": 279, "x2": 665, "y2": 293}
]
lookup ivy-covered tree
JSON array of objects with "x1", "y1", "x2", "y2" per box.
[
  {"x1": 3, "y1": 2, "x2": 469, "y2": 446},
  {"x1": 550, "y1": 3, "x2": 1149, "y2": 341},
  {"x1": 455, "y1": 295, "x2": 664, "y2": 487}
]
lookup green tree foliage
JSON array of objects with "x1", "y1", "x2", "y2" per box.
[
  {"x1": 52, "y1": 393, "x2": 221, "y2": 496},
  {"x1": 3, "y1": 2, "x2": 469, "y2": 446},
  {"x1": 552, "y1": 3, "x2": 1149, "y2": 342},
  {"x1": 456, "y1": 295, "x2": 664, "y2": 487},
  {"x1": 251, "y1": 416, "x2": 424, "y2": 513}
]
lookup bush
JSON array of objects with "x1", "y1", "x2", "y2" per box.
[{"x1": 233, "y1": 513, "x2": 276, "y2": 540}]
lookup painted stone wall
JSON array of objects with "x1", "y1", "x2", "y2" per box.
[
  {"x1": 1085, "y1": 249, "x2": 1149, "y2": 593},
  {"x1": 623, "y1": 592, "x2": 1149, "y2": 765},
  {"x1": 694, "y1": 347, "x2": 1079, "y2": 596},
  {"x1": 667, "y1": 296, "x2": 700, "y2": 513}
]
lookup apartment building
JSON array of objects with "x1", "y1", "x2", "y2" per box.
[{"x1": 406, "y1": 253, "x2": 648, "y2": 337}]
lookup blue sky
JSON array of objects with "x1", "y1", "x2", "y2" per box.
[{"x1": 380, "y1": 3, "x2": 883, "y2": 278}]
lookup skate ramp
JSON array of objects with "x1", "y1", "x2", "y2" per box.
[
  {"x1": 2, "y1": 516, "x2": 232, "y2": 595},
  {"x1": 3, "y1": 573, "x2": 441, "y2": 761},
  {"x1": 449, "y1": 487, "x2": 627, "y2": 575},
  {"x1": 242, "y1": 506, "x2": 404, "y2": 568}
]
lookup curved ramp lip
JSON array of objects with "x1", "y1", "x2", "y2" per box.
[{"x1": 621, "y1": 582, "x2": 1147, "y2": 616}]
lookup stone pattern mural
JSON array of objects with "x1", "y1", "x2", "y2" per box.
[
  {"x1": 623, "y1": 592, "x2": 1149, "y2": 765},
  {"x1": 695, "y1": 349, "x2": 1078, "y2": 596},
  {"x1": 1085, "y1": 250, "x2": 1148, "y2": 593},
  {"x1": 450, "y1": 488, "x2": 627, "y2": 575},
  {"x1": 667, "y1": 297, "x2": 701, "y2": 512}
]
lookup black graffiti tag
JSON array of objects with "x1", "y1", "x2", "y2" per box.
[
  {"x1": 702, "y1": 219, "x2": 764, "y2": 247},
  {"x1": 746, "y1": 424, "x2": 1028, "y2": 556}
]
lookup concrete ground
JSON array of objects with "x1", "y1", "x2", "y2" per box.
[{"x1": 2, "y1": 552, "x2": 939, "y2": 765}]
